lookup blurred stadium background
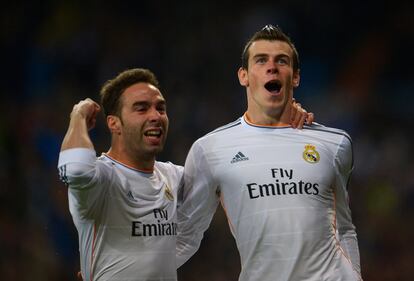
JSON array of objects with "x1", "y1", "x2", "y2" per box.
[{"x1": 1, "y1": 0, "x2": 413, "y2": 280}]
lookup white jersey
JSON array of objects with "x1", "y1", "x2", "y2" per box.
[
  {"x1": 58, "y1": 148, "x2": 183, "y2": 281},
  {"x1": 177, "y1": 115, "x2": 362, "y2": 281}
]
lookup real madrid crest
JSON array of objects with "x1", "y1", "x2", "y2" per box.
[
  {"x1": 164, "y1": 184, "x2": 174, "y2": 201},
  {"x1": 303, "y1": 144, "x2": 320, "y2": 164}
]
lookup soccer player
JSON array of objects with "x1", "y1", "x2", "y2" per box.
[
  {"x1": 177, "y1": 25, "x2": 362, "y2": 281},
  {"x1": 57, "y1": 67, "x2": 311, "y2": 281},
  {"x1": 58, "y1": 69, "x2": 183, "y2": 281}
]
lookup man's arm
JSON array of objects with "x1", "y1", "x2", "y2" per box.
[
  {"x1": 61, "y1": 98, "x2": 101, "y2": 151},
  {"x1": 58, "y1": 99, "x2": 105, "y2": 281},
  {"x1": 334, "y1": 134, "x2": 362, "y2": 276},
  {"x1": 58, "y1": 98, "x2": 106, "y2": 218},
  {"x1": 176, "y1": 141, "x2": 220, "y2": 267}
]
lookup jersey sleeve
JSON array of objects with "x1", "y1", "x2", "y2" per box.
[
  {"x1": 58, "y1": 148, "x2": 109, "y2": 219},
  {"x1": 334, "y1": 134, "x2": 361, "y2": 275},
  {"x1": 176, "y1": 141, "x2": 220, "y2": 268}
]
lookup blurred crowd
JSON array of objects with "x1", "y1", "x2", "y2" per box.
[{"x1": 1, "y1": 1, "x2": 413, "y2": 280}]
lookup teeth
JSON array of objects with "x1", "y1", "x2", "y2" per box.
[{"x1": 145, "y1": 130, "x2": 161, "y2": 136}]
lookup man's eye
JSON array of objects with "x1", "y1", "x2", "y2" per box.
[
  {"x1": 256, "y1": 58, "x2": 266, "y2": 64},
  {"x1": 135, "y1": 106, "x2": 147, "y2": 112},
  {"x1": 277, "y1": 58, "x2": 288, "y2": 65}
]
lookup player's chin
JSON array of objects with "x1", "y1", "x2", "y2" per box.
[
  {"x1": 146, "y1": 141, "x2": 166, "y2": 153},
  {"x1": 152, "y1": 146, "x2": 165, "y2": 154},
  {"x1": 141, "y1": 146, "x2": 163, "y2": 157}
]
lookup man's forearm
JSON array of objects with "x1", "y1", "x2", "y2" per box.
[{"x1": 61, "y1": 114, "x2": 94, "y2": 151}]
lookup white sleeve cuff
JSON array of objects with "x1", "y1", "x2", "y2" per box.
[{"x1": 58, "y1": 148, "x2": 96, "y2": 167}]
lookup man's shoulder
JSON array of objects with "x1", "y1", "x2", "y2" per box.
[
  {"x1": 155, "y1": 161, "x2": 184, "y2": 188},
  {"x1": 155, "y1": 161, "x2": 184, "y2": 177},
  {"x1": 155, "y1": 161, "x2": 183, "y2": 170},
  {"x1": 303, "y1": 122, "x2": 352, "y2": 144},
  {"x1": 199, "y1": 118, "x2": 243, "y2": 141}
]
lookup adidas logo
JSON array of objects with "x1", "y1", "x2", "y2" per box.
[
  {"x1": 231, "y1": 152, "x2": 249, "y2": 164},
  {"x1": 127, "y1": 190, "x2": 138, "y2": 202}
]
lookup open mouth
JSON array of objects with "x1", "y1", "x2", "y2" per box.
[
  {"x1": 144, "y1": 128, "x2": 163, "y2": 145},
  {"x1": 144, "y1": 129, "x2": 162, "y2": 138},
  {"x1": 264, "y1": 80, "x2": 282, "y2": 94}
]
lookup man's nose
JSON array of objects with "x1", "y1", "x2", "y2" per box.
[
  {"x1": 266, "y1": 63, "x2": 278, "y2": 74},
  {"x1": 148, "y1": 108, "x2": 162, "y2": 121}
]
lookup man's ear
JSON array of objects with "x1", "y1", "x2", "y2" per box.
[
  {"x1": 238, "y1": 67, "x2": 249, "y2": 87},
  {"x1": 293, "y1": 69, "x2": 300, "y2": 88},
  {"x1": 107, "y1": 115, "x2": 121, "y2": 135}
]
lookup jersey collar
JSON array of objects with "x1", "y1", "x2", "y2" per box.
[
  {"x1": 242, "y1": 112, "x2": 292, "y2": 129},
  {"x1": 102, "y1": 153, "x2": 154, "y2": 174}
]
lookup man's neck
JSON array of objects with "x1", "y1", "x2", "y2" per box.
[
  {"x1": 245, "y1": 107, "x2": 292, "y2": 127},
  {"x1": 106, "y1": 147, "x2": 155, "y2": 172}
]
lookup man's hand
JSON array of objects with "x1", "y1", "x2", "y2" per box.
[
  {"x1": 290, "y1": 100, "x2": 314, "y2": 129},
  {"x1": 61, "y1": 98, "x2": 101, "y2": 151},
  {"x1": 77, "y1": 271, "x2": 83, "y2": 281},
  {"x1": 71, "y1": 98, "x2": 101, "y2": 131}
]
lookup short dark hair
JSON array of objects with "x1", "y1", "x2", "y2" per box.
[
  {"x1": 241, "y1": 25, "x2": 299, "y2": 71},
  {"x1": 100, "y1": 68, "x2": 160, "y2": 117}
]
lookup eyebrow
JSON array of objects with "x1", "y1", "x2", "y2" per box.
[
  {"x1": 252, "y1": 52, "x2": 290, "y2": 58},
  {"x1": 252, "y1": 53, "x2": 291, "y2": 62},
  {"x1": 252, "y1": 53, "x2": 268, "y2": 60},
  {"x1": 132, "y1": 99, "x2": 166, "y2": 107},
  {"x1": 276, "y1": 54, "x2": 290, "y2": 59},
  {"x1": 132, "y1": 101, "x2": 149, "y2": 107}
]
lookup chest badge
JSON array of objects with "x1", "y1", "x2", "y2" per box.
[
  {"x1": 164, "y1": 184, "x2": 174, "y2": 201},
  {"x1": 303, "y1": 144, "x2": 320, "y2": 164}
]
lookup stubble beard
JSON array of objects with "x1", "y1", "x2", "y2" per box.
[{"x1": 123, "y1": 124, "x2": 164, "y2": 161}]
